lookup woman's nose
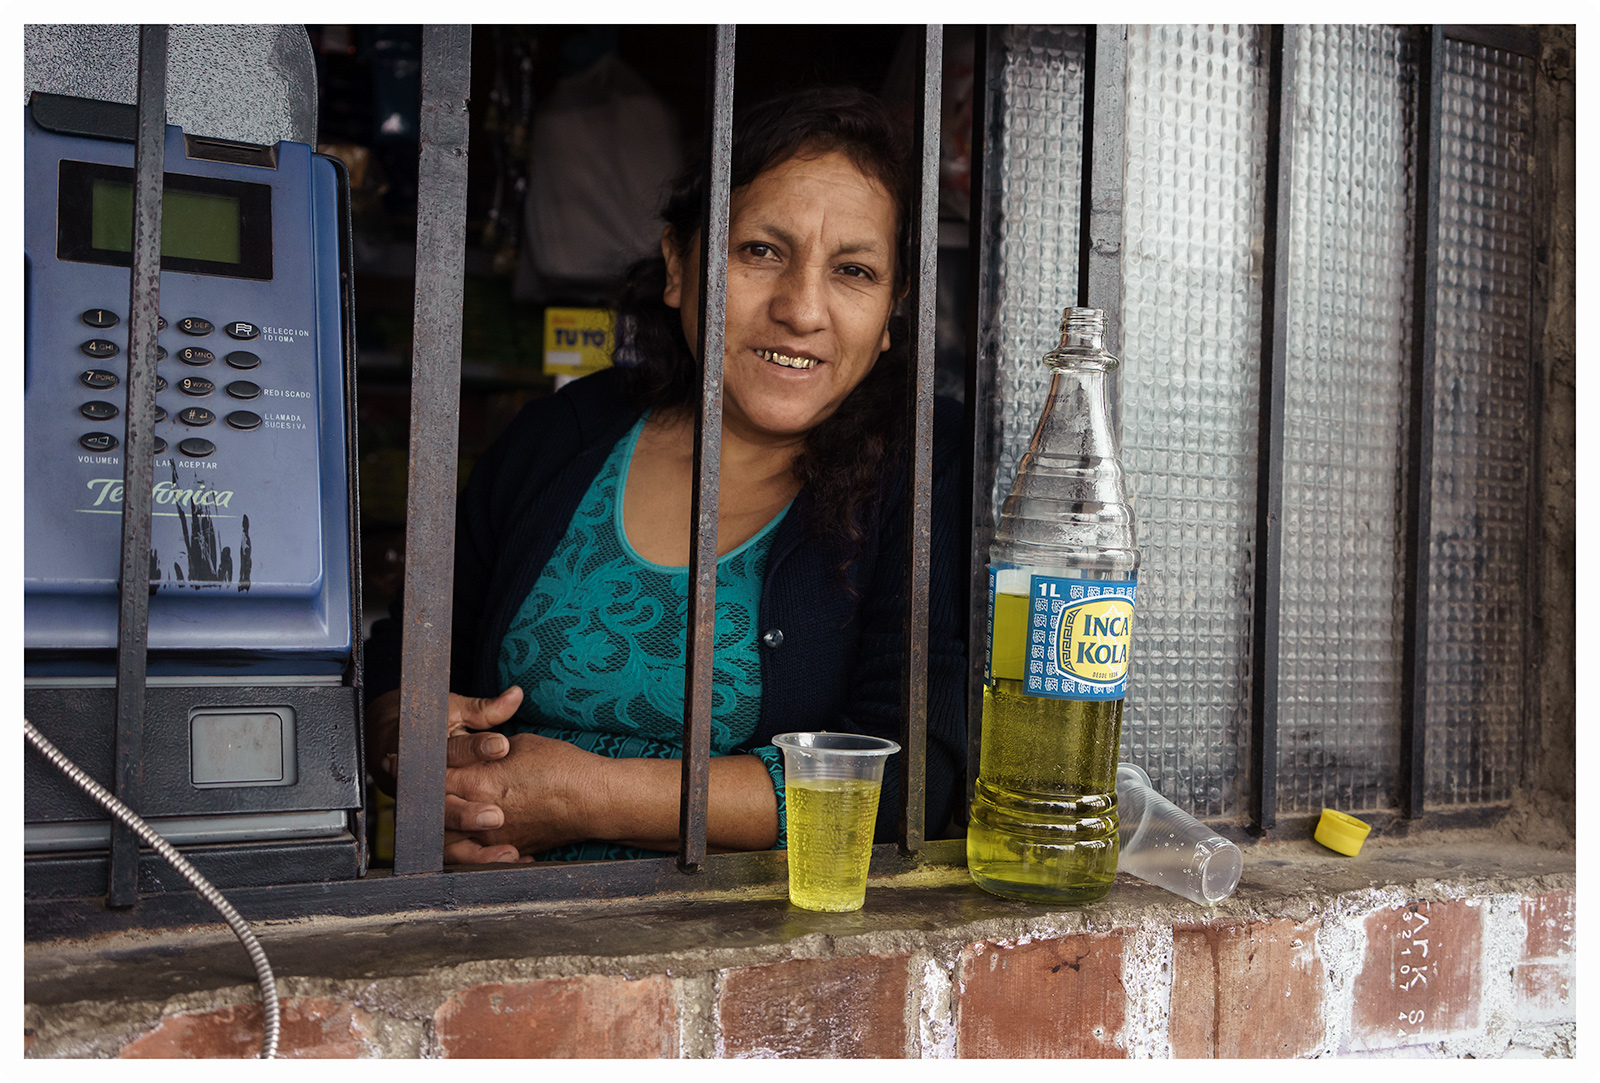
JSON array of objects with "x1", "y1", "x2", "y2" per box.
[{"x1": 769, "y1": 265, "x2": 827, "y2": 332}]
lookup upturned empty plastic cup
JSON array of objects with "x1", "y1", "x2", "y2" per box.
[
  {"x1": 1116, "y1": 763, "x2": 1243, "y2": 906},
  {"x1": 773, "y1": 732, "x2": 900, "y2": 912}
]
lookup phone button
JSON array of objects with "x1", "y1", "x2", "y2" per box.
[
  {"x1": 177, "y1": 437, "x2": 216, "y2": 458},
  {"x1": 154, "y1": 406, "x2": 168, "y2": 423},
  {"x1": 177, "y1": 407, "x2": 215, "y2": 427},
  {"x1": 225, "y1": 321, "x2": 261, "y2": 340},
  {"x1": 177, "y1": 346, "x2": 215, "y2": 366},
  {"x1": 80, "y1": 369, "x2": 119, "y2": 390},
  {"x1": 225, "y1": 410, "x2": 262, "y2": 431},
  {"x1": 153, "y1": 437, "x2": 168, "y2": 455},
  {"x1": 225, "y1": 350, "x2": 261, "y2": 370},
  {"x1": 177, "y1": 376, "x2": 215, "y2": 397},
  {"x1": 81, "y1": 309, "x2": 120, "y2": 329},
  {"x1": 226, "y1": 380, "x2": 262, "y2": 399},
  {"x1": 80, "y1": 400, "x2": 119, "y2": 421},
  {"x1": 80, "y1": 432, "x2": 119, "y2": 452},
  {"x1": 177, "y1": 317, "x2": 214, "y2": 336},
  {"x1": 80, "y1": 339, "x2": 119, "y2": 359}
]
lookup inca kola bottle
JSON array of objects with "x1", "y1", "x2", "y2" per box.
[{"x1": 968, "y1": 306, "x2": 1139, "y2": 905}]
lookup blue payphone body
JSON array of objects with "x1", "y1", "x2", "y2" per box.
[{"x1": 22, "y1": 93, "x2": 366, "y2": 895}]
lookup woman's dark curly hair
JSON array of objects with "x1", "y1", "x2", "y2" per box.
[{"x1": 614, "y1": 85, "x2": 914, "y2": 572}]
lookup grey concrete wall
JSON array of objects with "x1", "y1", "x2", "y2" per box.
[{"x1": 23, "y1": 24, "x2": 318, "y2": 147}]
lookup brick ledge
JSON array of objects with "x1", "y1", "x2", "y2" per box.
[{"x1": 23, "y1": 833, "x2": 1576, "y2": 1058}]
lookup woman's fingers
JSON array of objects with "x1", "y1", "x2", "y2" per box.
[
  {"x1": 446, "y1": 686, "x2": 525, "y2": 734},
  {"x1": 444, "y1": 792, "x2": 505, "y2": 833},
  {"x1": 380, "y1": 730, "x2": 510, "y2": 778},
  {"x1": 447, "y1": 731, "x2": 509, "y2": 767},
  {"x1": 444, "y1": 831, "x2": 529, "y2": 864}
]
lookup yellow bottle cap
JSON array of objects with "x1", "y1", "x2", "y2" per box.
[{"x1": 1315, "y1": 808, "x2": 1372, "y2": 856}]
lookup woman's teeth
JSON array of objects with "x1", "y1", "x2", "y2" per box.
[{"x1": 757, "y1": 349, "x2": 817, "y2": 370}]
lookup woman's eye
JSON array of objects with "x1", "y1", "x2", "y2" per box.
[
  {"x1": 742, "y1": 242, "x2": 777, "y2": 259},
  {"x1": 838, "y1": 264, "x2": 875, "y2": 280}
]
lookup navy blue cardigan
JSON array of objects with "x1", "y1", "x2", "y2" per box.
[{"x1": 365, "y1": 366, "x2": 969, "y2": 842}]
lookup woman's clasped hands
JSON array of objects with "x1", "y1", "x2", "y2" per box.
[{"x1": 372, "y1": 685, "x2": 609, "y2": 864}]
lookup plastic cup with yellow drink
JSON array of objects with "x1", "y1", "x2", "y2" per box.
[{"x1": 773, "y1": 732, "x2": 900, "y2": 912}]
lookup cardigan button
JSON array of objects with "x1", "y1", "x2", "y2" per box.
[{"x1": 761, "y1": 628, "x2": 784, "y2": 649}]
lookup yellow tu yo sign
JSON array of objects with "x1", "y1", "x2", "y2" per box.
[{"x1": 543, "y1": 307, "x2": 615, "y2": 376}]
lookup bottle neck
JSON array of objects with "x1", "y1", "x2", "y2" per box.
[
  {"x1": 1030, "y1": 364, "x2": 1121, "y2": 461},
  {"x1": 1059, "y1": 307, "x2": 1108, "y2": 355},
  {"x1": 1043, "y1": 312, "x2": 1116, "y2": 371},
  {"x1": 1042, "y1": 342, "x2": 1117, "y2": 373}
]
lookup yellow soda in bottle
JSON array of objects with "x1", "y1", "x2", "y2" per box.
[{"x1": 968, "y1": 307, "x2": 1139, "y2": 906}]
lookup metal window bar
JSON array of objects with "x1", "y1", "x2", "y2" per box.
[
  {"x1": 392, "y1": 24, "x2": 473, "y2": 877},
  {"x1": 108, "y1": 23, "x2": 169, "y2": 907},
  {"x1": 963, "y1": 25, "x2": 1006, "y2": 810},
  {"x1": 1249, "y1": 24, "x2": 1296, "y2": 833},
  {"x1": 899, "y1": 23, "x2": 943, "y2": 853},
  {"x1": 1398, "y1": 24, "x2": 1445, "y2": 821},
  {"x1": 678, "y1": 24, "x2": 736, "y2": 870},
  {"x1": 1078, "y1": 26, "x2": 1127, "y2": 343}
]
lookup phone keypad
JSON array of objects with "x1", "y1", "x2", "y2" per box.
[{"x1": 72, "y1": 311, "x2": 288, "y2": 457}]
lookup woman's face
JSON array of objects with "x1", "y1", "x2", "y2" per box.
[{"x1": 663, "y1": 150, "x2": 901, "y2": 446}]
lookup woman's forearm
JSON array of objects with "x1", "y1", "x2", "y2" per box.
[{"x1": 585, "y1": 752, "x2": 781, "y2": 853}]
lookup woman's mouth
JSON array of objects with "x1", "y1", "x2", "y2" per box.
[{"x1": 756, "y1": 348, "x2": 818, "y2": 370}]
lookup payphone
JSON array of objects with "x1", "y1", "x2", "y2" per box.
[{"x1": 22, "y1": 91, "x2": 365, "y2": 896}]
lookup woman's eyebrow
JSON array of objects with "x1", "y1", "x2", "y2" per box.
[{"x1": 744, "y1": 221, "x2": 888, "y2": 261}]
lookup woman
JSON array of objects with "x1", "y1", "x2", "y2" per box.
[{"x1": 365, "y1": 85, "x2": 967, "y2": 864}]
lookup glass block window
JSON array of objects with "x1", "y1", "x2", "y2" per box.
[
  {"x1": 984, "y1": 24, "x2": 1540, "y2": 825},
  {"x1": 991, "y1": 25, "x2": 1086, "y2": 510},
  {"x1": 1118, "y1": 24, "x2": 1271, "y2": 819},
  {"x1": 1424, "y1": 40, "x2": 1535, "y2": 807},
  {"x1": 1276, "y1": 24, "x2": 1416, "y2": 815}
]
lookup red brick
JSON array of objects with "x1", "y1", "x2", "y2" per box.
[
  {"x1": 1515, "y1": 963, "x2": 1574, "y2": 1023},
  {"x1": 955, "y1": 934, "x2": 1125, "y2": 1058},
  {"x1": 1521, "y1": 890, "x2": 1575, "y2": 960},
  {"x1": 1169, "y1": 918, "x2": 1325, "y2": 1058},
  {"x1": 121, "y1": 996, "x2": 374, "y2": 1058},
  {"x1": 717, "y1": 954, "x2": 911, "y2": 1058},
  {"x1": 434, "y1": 975, "x2": 676, "y2": 1058},
  {"x1": 1348, "y1": 899, "x2": 1483, "y2": 1052},
  {"x1": 1516, "y1": 889, "x2": 1576, "y2": 1023}
]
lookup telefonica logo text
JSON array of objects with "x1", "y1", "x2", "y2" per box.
[{"x1": 85, "y1": 478, "x2": 236, "y2": 508}]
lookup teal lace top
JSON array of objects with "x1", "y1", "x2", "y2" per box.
[{"x1": 496, "y1": 416, "x2": 789, "y2": 862}]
